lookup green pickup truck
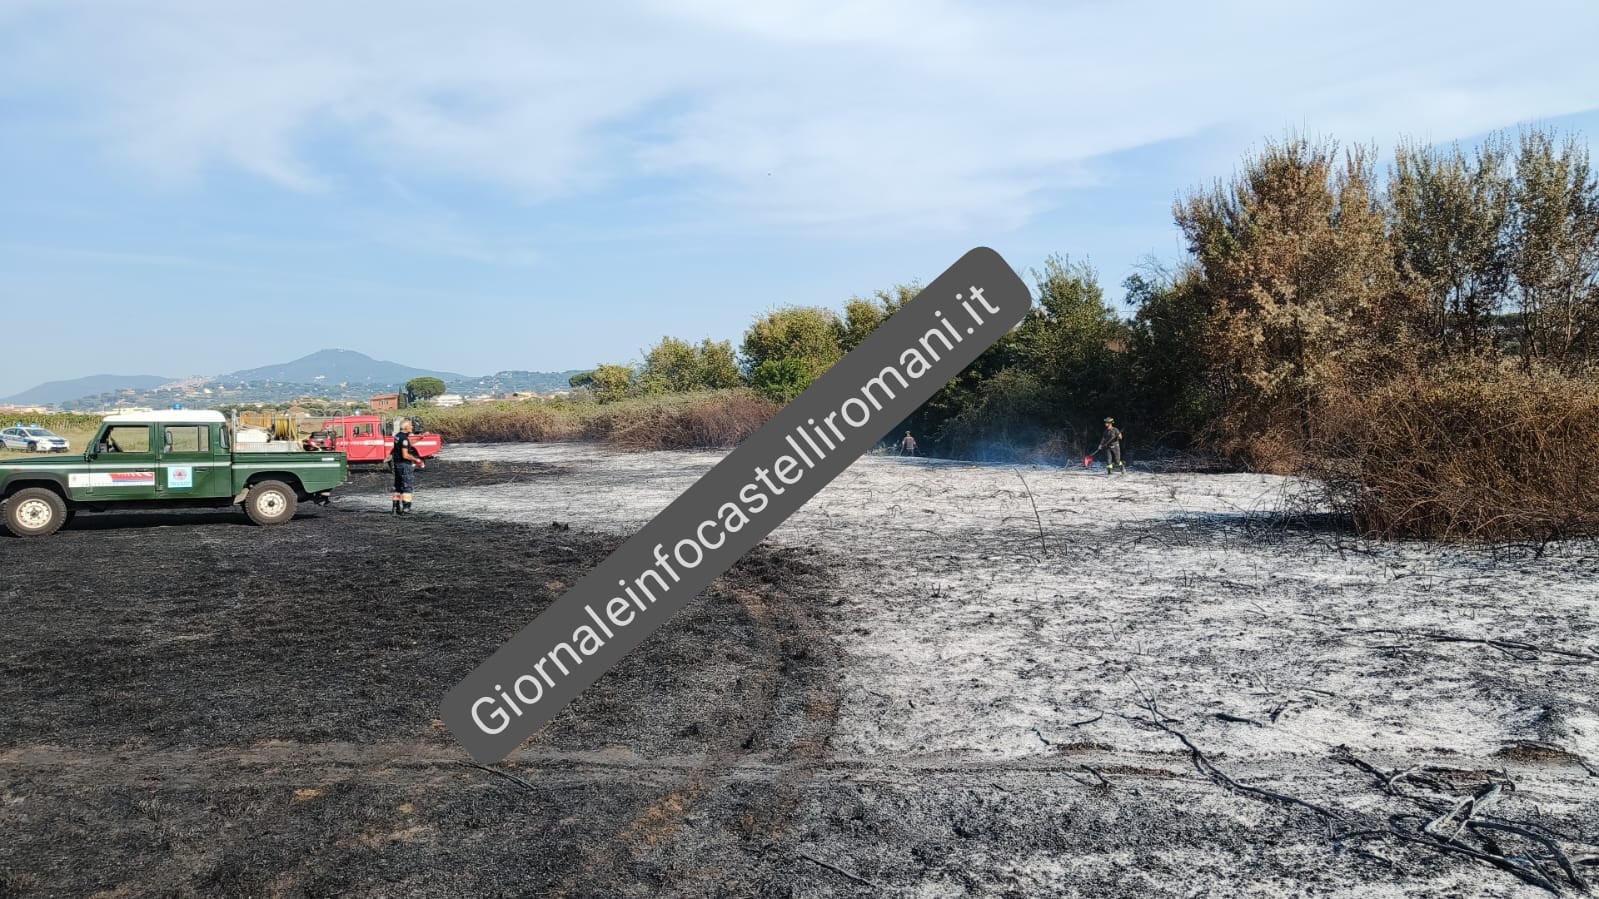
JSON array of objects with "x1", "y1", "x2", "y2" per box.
[{"x1": 0, "y1": 410, "x2": 348, "y2": 537}]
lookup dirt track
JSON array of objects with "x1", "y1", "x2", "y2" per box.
[{"x1": 3, "y1": 454, "x2": 1596, "y2": 897}]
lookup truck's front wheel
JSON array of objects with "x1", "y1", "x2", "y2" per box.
[
  {"x1": 245, "y1": 480, "x2": 297, "y2": 526},
  {"x1": 4, "y1": 488, "x2": 67, "y2": 537}
]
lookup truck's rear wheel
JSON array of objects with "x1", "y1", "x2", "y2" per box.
[
  {"x1": 245, "y1": 480, "x2": 297, "y2": 526},
  {"x1": 4, "y1": 488, "x2": 67, "y2": 537}
]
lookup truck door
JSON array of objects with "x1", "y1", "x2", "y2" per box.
[
  {"x1": 84, "y1": 424, "x2": 160, "y2": 501},
  {"x1": 157, "y1": 423, "x2": 228, "y2": 498},
  {"x1": 350, "y1": 419, "x2": 383, "y2": 462},
  {"x1": 325, "y1": 421, "x2": 349, "y2": 457}
]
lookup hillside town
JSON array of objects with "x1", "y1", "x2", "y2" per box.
[{"x1": 0, "y1": 349, "x2": 583, "y2": 415}]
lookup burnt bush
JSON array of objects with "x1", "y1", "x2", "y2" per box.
[{"x1": 1306, "y1": 361, "x2": 1599, "y2": 540}]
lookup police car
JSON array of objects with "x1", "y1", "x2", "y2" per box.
[{"x1": 1, "y1": 425, "x2": 71, "y2": 453}]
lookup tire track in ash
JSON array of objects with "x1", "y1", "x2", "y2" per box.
[
  {"x1": 543, "y1": 562, "x2": 844, "y2": 897},
  {"x1": 14, "y1": 739, "x2": 1593, "y2": 797}
]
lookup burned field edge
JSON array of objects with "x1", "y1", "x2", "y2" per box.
[
  {"x1": 1, "y1": 458, "x2": 1596, "y2": 897},
  {"x1": 0, "y1": 460, "x2": 847, "y2": 896}
]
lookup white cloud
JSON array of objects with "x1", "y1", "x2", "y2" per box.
[{"x1": 5, "y1": 0, "x2": 1598, "y2": 232}]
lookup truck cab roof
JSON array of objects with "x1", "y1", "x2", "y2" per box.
[{"x1": 101, "y1": 411, "x2": 227, "y2": 425}]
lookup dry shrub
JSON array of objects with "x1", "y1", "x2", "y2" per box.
[
  {"x1": 608, "y1": 391, "x2": 776, "y2": 450},
  {"x1": 1238, "y1": 426, "x2": 1309, "y2": 476},
  {"x1": 425, "y1": 403, "x2": 574, "y2": 443},
  {"x1": 424, "y1": 390, "x2": 776, "y2": 452},
  {"x1": 1307, "y1": 363, "x2": 1599, "y2": 540}
]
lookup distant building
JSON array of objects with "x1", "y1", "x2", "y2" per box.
[
  {"x1": 370, "y1": 393, "x2": 401, "y2": 411},
  {"x1": 434, "y1": 394, "x2": 464, "y2": 408}
]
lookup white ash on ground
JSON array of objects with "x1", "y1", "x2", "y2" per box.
[
  {"x1": 408, "y1": 445, "x2": 1599, "y2": 760},
  {"x1": 376, "y1": 442, "x2": 1599, "y2": 896}
]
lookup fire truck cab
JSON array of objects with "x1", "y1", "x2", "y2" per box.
[{"x1": 304, "y1": 415, "x2": 442, "y2": 465}]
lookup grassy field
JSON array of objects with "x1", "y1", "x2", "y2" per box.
[{"x1": 0, "y1": 413, "x2": 102, "y2": 457}]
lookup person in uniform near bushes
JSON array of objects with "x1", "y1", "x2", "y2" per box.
[
  {"x1": 391, "y1": 418, "x2": 426, "y2": 515},
  {"x1": 1096, "y1": 417, "x2": 1125, "y2": 474},
  {"x1": 898, "y1": 430, "x2": 918, "y2": 456}
]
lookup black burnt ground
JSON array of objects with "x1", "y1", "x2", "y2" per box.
[
  {"x1": 340, "y1": 459, "x2": 573, "y2": 495},
  {"x1": 0, "y1": 461, "x2": 847, "y2": 897}
]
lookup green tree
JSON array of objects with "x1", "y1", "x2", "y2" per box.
[
  {"x1": 1508, "y1": 128, "x2": 1599, "y2": 372},
  {"x1": 859, "y1": 261, "x2": 1135, "y2": 457},
  {"x1": 638, "y1": 337, "x2": 745, "y2": 393},
  {"x1": 939, "y1": 367, "x2": 1053, "y2": 456},
  {"x1": 405, "y1": 376, "x2": 448, "y2": 404},
  {"x1": 1390, "y1": 136, "x2": 1512, "y2": 359},
  {"x1": 748, "y1": 357, "x2": 812, "y2": 404},
  {"x1": 839, "y1": 283, "x2": 917, "y2": 351},
  {"x1": 740, "y1": 306, "x2": 843, "y2": 381},
  {"x1": 1013, "y1": 255, "x2": 1128, "y2": 432},
  {"x1": 587, "y1": 364, "x2": 636, "y2": 403},
  {"x1": 695, "y1": 339, "x2": 744, "y2": 389},
  {"x1": 1125, "y1": 267, "x2": 1216, "y2": 443},
  {"x1": 638, "y1": 337, "x2": 700, "y2": 394}
]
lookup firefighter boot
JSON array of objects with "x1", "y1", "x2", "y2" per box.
[
  {"x1": 392, "y1": 499, "x2": 401, "y2": 515},
  {"x1": 401, "y1": 501, "x2": 413, "y2": 515}
]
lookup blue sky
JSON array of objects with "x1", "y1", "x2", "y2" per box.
[{"x1": 2, "y1": 0, "x2": 1598, "y2": 397}]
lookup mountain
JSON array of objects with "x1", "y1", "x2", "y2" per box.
[
  {"x1": 3, "y1": 374, "x2": 173, "y2": 406},
  {"x1": 221, "y1": 349, "x2": 465, "y2": 385},
  {"x1": 13, "y1": 350, "x2": 583, "y2": 411}
]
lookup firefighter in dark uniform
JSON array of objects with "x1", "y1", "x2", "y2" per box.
[
  {"x1": 391, "y1": 418, "x2": 425, "y2": 515},
  {"x1": 1096, "y1": 417, "x2": 1124, "y2": 474}
]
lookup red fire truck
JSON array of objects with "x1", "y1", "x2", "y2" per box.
[{"x1": 302, "y1": 415, "x2": 442, "y2": 465}]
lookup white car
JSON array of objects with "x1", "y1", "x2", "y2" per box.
[{"x1": 1, "y1": 425, "x2": 71, "y2": 452}]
